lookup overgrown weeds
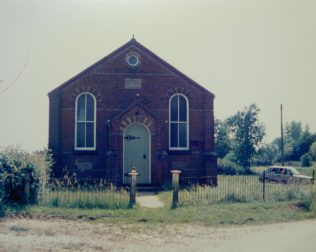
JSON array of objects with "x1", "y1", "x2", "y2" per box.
[
  {"x1": 297, "y1": 191, "x2": 316, "y2": 211},
  {"x1": 179, "y1": 175, "x2": 315, "y2": 206},
  {"x1": 40, "y1": 183, "x2": 129, "y2": 209},
  {"x1": 220, "y1": 193, "x2": 247, "y2": 203}
]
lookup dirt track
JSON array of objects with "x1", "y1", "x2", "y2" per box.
[{"x1": 0, "y1": 218, "x2": 315, "y2": 252}]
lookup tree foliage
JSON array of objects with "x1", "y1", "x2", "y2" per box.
[
  {"x1": 274, "y1": 121, "x2": 316, "y2": 162},
  {"x1": 214, "y1": 119, "x2": 231, "y2": 158},
  {"x1": 300, "y1": 153, "x2": 312, "y2": 167},
  {"x1": 310, "y1": 141, "x2": 316, "y2": 160},
  {"x1": 215, "y1": 105, "x2": 315, "y2": 170},
  {"x1": 226, "y1": 104, "x2": 265, "y2": 170},
  {"x1": 253, "y1": 143, "x2": 278, "y2": 166}
]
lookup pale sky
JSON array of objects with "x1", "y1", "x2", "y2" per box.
[{"x1": 0, "y1": 0, "x2": 315, "y2": 151}]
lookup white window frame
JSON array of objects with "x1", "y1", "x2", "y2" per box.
[
  {"x1": 169, "y1": 93, "x2": 189, "y2": 150},
  {"x1": 75, "y1": 92, "x2": 96, "y2": 150},
  {"x1": 127, "y1": 54, "x2": 139, "y2": 67}
]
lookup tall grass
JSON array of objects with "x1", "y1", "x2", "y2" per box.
[
  {"x1": 40, "y1": 179, "x2": 129, "y2": 209},
  {"x1": 179, "y1": 175, "x2": 315, "y2": 206}
]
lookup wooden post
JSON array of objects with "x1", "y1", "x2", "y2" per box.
[
  {"x1": 171, "y1": 170, "x2": 181, "y2": 208},
  {"x1": 262, "y1": 171, "x2": 266, "y2": 202},
  {"x1": 280, "y1": 104, "x2": 285, "y2": 166},
  {"x1": 129, "y1": 167, "x2": 138, "y2": 208},
  {"x1": 24, "y1": 171, "x2": 31, "y2": 204}
]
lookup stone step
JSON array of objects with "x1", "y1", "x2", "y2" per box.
[
  {"x1": 136, "y1": 184, "x2": 161, "y2": 192},
  {"x1": 124, "y1": 184, "x2": 162, "y2": 192}
]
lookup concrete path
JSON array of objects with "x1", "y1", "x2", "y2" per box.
[{"x1": 136, "y1": 192, "x2": 164, "y2": 208}]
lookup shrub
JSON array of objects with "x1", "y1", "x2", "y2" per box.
[
  {"x1": 0, "y1": 146, "x2": 52, "y2": 205},
  {"x1": 253, "y1": 143, "x2": 278, "y2": 166},
  {"x1": 286, "y1": 188, "x2": 300, "y2": 201},
  {"x1": 217, "y1": 158, "x2": 244, "y2": 175},
  {"x1": 297, "y1": 191, "x2": 316, "y2": 211},
  {"x1": 300, "y1": 153, "x2": 313, "y2": 167}
]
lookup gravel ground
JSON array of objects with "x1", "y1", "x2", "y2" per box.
[{"x1": 0, "y1": 218, "x2": 315, "y2": 252}]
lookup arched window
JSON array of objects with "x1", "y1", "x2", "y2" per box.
[
  {"x1": 75, "y1": 93, "x2": 96, "y2": 150},
  {"x1": 169, "y1": 94, "x2": 189, "y2": 150}
]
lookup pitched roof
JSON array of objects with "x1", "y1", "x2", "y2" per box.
[{"x1": 48, "y1": 38, "x2": 214, "y2": 97}]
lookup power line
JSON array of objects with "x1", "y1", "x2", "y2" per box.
[{"x1": 0, "y1": 49, "x2": 31, "y2": 96}]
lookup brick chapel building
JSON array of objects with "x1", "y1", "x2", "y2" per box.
[{"x1": 48, "y1": 38, "x2": 217, "y2": 185}]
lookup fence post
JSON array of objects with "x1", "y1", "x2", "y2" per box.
[
  {"x1": 313, "y1": 170, "x2": 315, "y2": 183},
  {"x1": 24, "y1": 171, "x2": 31, "y2": 204},
  {"x1": 129, "y1": 167, "x2": 138, "y2": 208},
  {"x1": 262, "y1": 171, "x2": 266, "y2": 202},
  {"x1": 171, "y1": 170, "x2": 181, "y2": 208}
]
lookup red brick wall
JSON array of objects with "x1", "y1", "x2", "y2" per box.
[{"x1": 48, "y1": 41, "x2": 217, "y2": 184}]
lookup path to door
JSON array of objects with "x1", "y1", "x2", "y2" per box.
[{"x1": 136, "y1": 192, "x2": 164, "y2": 208}]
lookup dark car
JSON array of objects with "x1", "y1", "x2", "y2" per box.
[{"x1": 259, "y1": 166, "x2": 314, "y2": 184}]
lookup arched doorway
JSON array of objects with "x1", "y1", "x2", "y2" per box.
[{"x1": 123, "y1": 123, "x2": 151, "y2": 184}]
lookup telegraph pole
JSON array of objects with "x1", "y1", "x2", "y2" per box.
[{"x1": 280, "y1": 104, "x2": 285, "y2": 166}]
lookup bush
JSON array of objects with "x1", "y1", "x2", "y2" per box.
[
  {"x1": 0, "y1": 146, "x2": 52, "y2": 205},
  {"x1": 253, "y1": 143, "x2": 278, "y2": 166},
  {"x1": 217, "y1": 158, "x2": 244, "y2": 175},
  {"x1": 297, "y1": 191, "x2": 316, "y2": 211},
  {"x1": 300, "y1": 153, "x2": 313, "y2": 167}
]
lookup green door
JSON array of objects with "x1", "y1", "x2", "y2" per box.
[{"x1": 124, "y1": 123, "x2": 151, "y2": 184}]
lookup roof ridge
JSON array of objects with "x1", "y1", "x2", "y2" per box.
[{"x1": 48, "y1": 39, "x2": 214, "y2": 97}]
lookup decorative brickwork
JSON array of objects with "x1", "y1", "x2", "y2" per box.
[
  {"x1": 48, "y1": 39, "x2": 217, "y2": 184},
  {"x1": 70, "y1": 86, "x2": 102, "y2": 103}
]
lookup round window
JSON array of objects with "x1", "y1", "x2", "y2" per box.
[{"x1": 127, "y1": 54, "x2": 139, "y2": 67}]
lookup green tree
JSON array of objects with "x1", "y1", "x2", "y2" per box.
[
  {"x1": 254, "y1": 143, "x2": 278, "y2": 166},
  {"x1": 227, "y1": 104, "x2": 265, "y2": 172},
  {"x1": 295, "y1": 126, "x2": 315, "y2": 159},
  {"x1": 283, "y1": 121, "x2": 316, "y2": 161},
  {"x1": 214, "y1": 119, "x2": 231, "y2": 158},
  {"x1": 300, "y1": 153, "x2": 312, "y2": 167},
  {"x1": 309, "y1": 141, "x2": 316, "y2": 160}
]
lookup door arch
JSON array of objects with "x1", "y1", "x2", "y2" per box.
[{"x1": 123, "y1": 123, "x2": 151, "y2": 184}]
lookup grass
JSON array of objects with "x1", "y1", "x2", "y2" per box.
[
  {"x1": 179, "y1": 175, "x2": 314, "y2": 206},
  {"x1": 2, "y1": 178, "x2": 316, "y2": 226},
  {"x1": 39, "y1": 183, "x2": 129, "y2": 209},
  {"x1": 3, "y1": 198, "x2": 315, "y2": 227},
  {"x1": 1, "y1": 165, "x2": 315, "y2": 226}
]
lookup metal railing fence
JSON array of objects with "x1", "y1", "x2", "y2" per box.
[
  {"x1": 178, "y1": 175, "x2": 314, "y2": 206},
  {"x1": 39, "y1": 178, "x2": 129, "y2": 209}
]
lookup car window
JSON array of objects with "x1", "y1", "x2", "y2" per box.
[
  {"x1": 285, "y1": 169, "x2": 292, "y2": 176},
  {"x1": 267, "y1": 168, "x2": 275, "y2": 174},
  {"x1": 290, "y1": 168, "x2": 299, "y2": 175}
]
